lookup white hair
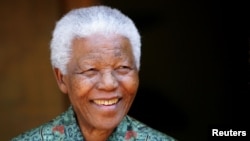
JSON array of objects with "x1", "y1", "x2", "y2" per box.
[{"x1": 50, "y1": 5, "x2": 141, "y2": 74}]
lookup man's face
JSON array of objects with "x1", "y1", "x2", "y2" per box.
[{"x1": 55, "y1": 34, "x2": 139, "y2": 131}]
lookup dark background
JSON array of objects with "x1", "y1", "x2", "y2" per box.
[{"x1": 102, "y1": 0, "x2": 249, "y2": 140}]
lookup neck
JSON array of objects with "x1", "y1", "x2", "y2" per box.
[
  {"x1": 77, "y1": 117, "x2": 114, "y2": 141},
  {"x1": 80, "y1": 127, "x2": 114, "y2": 141}
]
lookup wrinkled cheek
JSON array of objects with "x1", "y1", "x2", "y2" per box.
[
  {"x1": 127, "y1": 79, "x2": 139, "y2": 102},
  {"x1": 130, "y1": 78, "x2": 139, "y2": 94},
  {"x1": 69, "y1": 83, "x2": 83, "y2": 97},
  {"x1": 67, "y1": 87, "x2": 86, "y2": 109},
  {"x1": 71, "y1": 77, "x2": 93, "y2": 92}
]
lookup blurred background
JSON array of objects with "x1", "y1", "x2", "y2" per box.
[{"x1": 0, "y1": 0, "x2": 248, "y2": 140}]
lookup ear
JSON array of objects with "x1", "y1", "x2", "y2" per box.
[{"x1": 53, "y1": 68, "x2": 68, "y2": 94}]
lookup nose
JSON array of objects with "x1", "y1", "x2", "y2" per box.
[{"x1": 97, "y1": 71, "x2": 118, "y2": 91}]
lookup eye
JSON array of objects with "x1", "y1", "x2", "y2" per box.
[
  {"x1": 115, "y1": 66, "x2": 131, "y2": 74},
  {"x1": 77, "y1": 68, "x2": 98, "y2": 77},
  {"x1": 86, "y1": 68, "x2": 97, "y2": 71}
]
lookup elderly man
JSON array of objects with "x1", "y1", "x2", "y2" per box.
[{"x1": 12, "y1": 5, "x2": 177, "y2": 141}]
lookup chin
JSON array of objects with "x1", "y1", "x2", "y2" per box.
[
  {"x1": 94, "y1": 114, "x2": 124, "y2": 130},
  {"x1": 94, "y1": 121, "x2": 119, "y2": 131}
]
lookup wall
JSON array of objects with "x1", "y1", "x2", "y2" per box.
[{"x1": 0, "y1": 0, "x2": 64, "y2": 140}]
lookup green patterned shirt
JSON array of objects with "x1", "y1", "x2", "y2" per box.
[{"x1": 11, "y1": 106, "x2": 177, "y2": 141}]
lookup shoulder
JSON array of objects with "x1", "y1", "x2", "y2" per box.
[
  {"x1": 11, "y1": 121, "x2": 58, "y2": 141},
  {"x1": 107, "y1": 116, "x2": 178, "y2": 141},
  {"x1": 11, "y1": 106, "x2": 82, "y2": 141},
  {"x1": 124, "y1": 116, "x2": 177, "y2": 141}
]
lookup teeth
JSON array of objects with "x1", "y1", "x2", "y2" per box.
[{"x1": 94, "y1": 98, "x2": 119, "y2": 106}]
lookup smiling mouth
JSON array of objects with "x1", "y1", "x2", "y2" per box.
[{"x1": 93, "y1": 98, "x2": 119, "y2": 106}]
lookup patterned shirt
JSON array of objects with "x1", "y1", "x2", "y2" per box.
[{"x1": 11, "y1": 106, "x2": 177, "y2": 141}]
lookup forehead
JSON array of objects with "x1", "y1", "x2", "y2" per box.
[
  {"x1": 72, "y1": 34, "x2": 132, "y2": 55},
  {"x1": 70, "y1": 34, "x2": 134, "y2": 62}
]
